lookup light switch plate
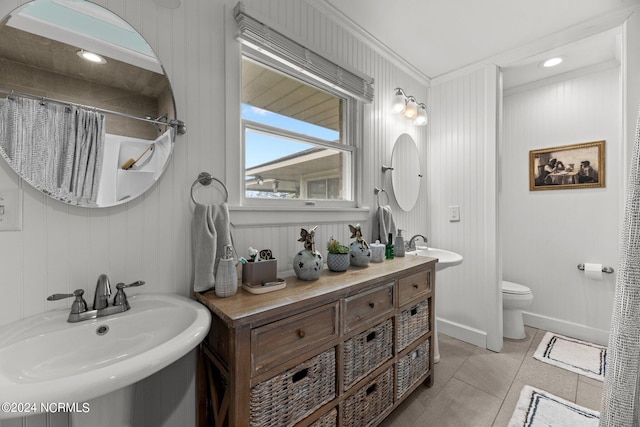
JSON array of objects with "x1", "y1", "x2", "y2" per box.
[
  {"x1": 0, "y1": 188, "x2": 23, "y2": 231},
  {"x1": 448, "y1": 205, "x2": 460, "y2": 222}
]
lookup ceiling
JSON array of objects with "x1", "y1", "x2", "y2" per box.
[{"x1": 322, "y1": 0, "x2": 640, "y2": 88}]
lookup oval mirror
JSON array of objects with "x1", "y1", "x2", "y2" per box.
[
  {"x1": 391, "y1": 133, "x2": 421, "y2": 211},
  {"x1": 0, "y1": 0, "x2": 185, "y2": 207}
]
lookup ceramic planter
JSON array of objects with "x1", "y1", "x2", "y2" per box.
[{"x1": 327, "y1": 252, "x2": 350, "y2": 272}]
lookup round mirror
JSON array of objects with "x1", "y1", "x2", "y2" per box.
[
  {"x1": 0, "y1": 0, "x2": 184, "y2": 207},
  {"x1": 391, "y1": 133, "x2": 422, "y2": 211}
]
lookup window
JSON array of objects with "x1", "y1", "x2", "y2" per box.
[
  {"x1": 234, "y1": 5, "x2": 373, "y2": 208},
  {"x1": 242, "y1": 57, "x2": 353, "y2": 202}
]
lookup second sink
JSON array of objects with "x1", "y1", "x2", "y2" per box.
[
  {"x1": 407, "y1": 247, "x2": 463, "y2": 271},
  {"x1": 0, "y1": 293, "x2": 211, "y2": 419}
]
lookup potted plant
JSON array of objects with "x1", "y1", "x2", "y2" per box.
[{"x1": 327, "y1": 237, "x2": 350, "y2": 272}]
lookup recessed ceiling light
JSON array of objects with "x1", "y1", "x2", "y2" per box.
[
  {"x1": 77, "y1": 50, "x2": 106, "y2": 64},
  {"x1": 542, "y1": 57, "x2": 563, "y2": 68}
]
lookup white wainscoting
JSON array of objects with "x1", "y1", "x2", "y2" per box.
[{"x1": 0, "y1": 0, "x2": 429, "y2": 425}]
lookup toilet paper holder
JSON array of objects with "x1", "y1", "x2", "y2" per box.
[{"x1": 577, "y1": 263, "x2": 614, "y2": 274}]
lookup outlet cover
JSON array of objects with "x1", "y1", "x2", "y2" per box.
[
  {"x1": 448, "y1": 205, "x2": 460, "y2": 222},
  {"x1": 0, "y1": 188, "x2": 23, "y2": 231}
]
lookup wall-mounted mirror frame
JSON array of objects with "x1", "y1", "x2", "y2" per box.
[
  {"x1": 391, "y1": 133, "x2": 422, "y2": 211},
  {"x1": 0, "y1": 0, "x2": 185, "y2": 207}
]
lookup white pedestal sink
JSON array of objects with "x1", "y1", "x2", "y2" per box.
[
  {"x1": 0, "y1": 293, "x2": 211, "y2": 426},
  {"x1": 407, "y1": 247, "x2": 463, "y2": 363}
]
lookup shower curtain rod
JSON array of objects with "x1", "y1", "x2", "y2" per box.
[{"x1": 0, "y1": 88, "x2": 186, "y2": 135}]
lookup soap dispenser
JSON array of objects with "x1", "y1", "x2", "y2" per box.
[
  {"x1": 385, "y1": 233, "x2": 394, "y2": 259},
  {"x1": 215, "y1": 244, "x2": 238, "y2": 297},
  {"x1": 394, "y1": 229, "x2": 405, "y2": 257}
]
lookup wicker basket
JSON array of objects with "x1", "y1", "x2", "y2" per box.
[
  {"x1": 341, "y1": 365, "x2": 394, "y2": 427},
  {"x1": 310, "y1": 408, "x2": 337, "y2": 427},
  {"x1": 396, "y1": 299, "x2": 430, "y2": 352},
  {"x1": 249, "y1": 348, "x2": 336, "y2": 427},
  {"x1": 397, "y1": 339, "x2": 430, "y2": 399},
  {"x1": 343, "y1": 319, "x2": 393, "y2": 390}
]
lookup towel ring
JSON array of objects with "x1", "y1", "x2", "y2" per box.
[
  {"x1": 374, "y1": 187, "x2": 389, "y2": 207},
  {"x1": 190, "y1": 172, "x2": 229, "y2": 204}
]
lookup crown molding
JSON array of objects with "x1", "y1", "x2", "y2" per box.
[{"x1": 308, "y1": 0, "x2": 431, "y2": 87}]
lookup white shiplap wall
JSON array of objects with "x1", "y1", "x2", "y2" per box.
[
  {"x1": 0, "y1": 0, "x2": 429, "y2": 425},
  {"x1": 502, "y1": 66, "x2": 622, "y2": 345},
  {"x1": 428, "y1": 66, "x2": 501, "y2": 351}
]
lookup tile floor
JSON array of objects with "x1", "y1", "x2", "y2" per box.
[{"x1": 380, "y1": 326, "x2": 604, "y2": 427}]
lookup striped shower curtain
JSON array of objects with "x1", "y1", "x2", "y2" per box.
[
  {"x1": 599, "y1": 104, "x2": 640, "y2": 426},
  {"x1": 0, "y1": 96, "x2": 105, "y2": 205}
]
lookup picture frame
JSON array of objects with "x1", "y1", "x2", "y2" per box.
[{"x1": 529, "y1": 140, "x2": 605, "y2": 191}]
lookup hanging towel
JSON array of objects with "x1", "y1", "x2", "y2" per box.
[
  {"x1": 372, "y1": 205, "x2": 397, "y2": 244},
  {"x1": 192, "y1": 202, "x2": 232, "y2": 292}
]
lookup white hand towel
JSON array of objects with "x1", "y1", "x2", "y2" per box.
[{"x1": 192, "y1": 202, "x2": 232, "y2": 292}]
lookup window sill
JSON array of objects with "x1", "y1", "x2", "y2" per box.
[{"x1": 228, "y1": 205, "x2": 370, "y2": 228}]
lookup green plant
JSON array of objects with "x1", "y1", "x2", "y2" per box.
[{"x1": 327, "y1": 237, "x2": 349, "y2": 254}]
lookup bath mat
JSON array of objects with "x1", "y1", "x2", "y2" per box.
[
  {"x1": 508, "y1": 385, "x2": 600, "y2": 427},
  {"x1": 533, "y1": 332, "x2": 606, "y2": 381}
]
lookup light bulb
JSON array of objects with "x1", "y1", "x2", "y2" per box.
[
  {"x1": 404, "y1": 98, "x2": 418, "y2": 119},
  {"x1": 392, "y1": 91, "x2": 406, "y2": 113},
  {"x1": 415, "y1": 106, "x2": 428, "y2": 126}
]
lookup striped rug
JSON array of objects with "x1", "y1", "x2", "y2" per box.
[
  {"x1": 533, "y1": 332, "x2": 606, "y2": 381},
  {"x1": 508, "y1": 385, "x2": 600, "y2": 427}
]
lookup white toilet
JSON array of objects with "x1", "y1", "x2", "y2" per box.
[{"x1": 502, "y1": 280, "x2": 533, "y2": 339}]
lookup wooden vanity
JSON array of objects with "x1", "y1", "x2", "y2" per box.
[{"x1": 195, "y1": 255, "x2": 436, "y2": 427}]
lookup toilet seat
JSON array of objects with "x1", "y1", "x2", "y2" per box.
[{"x1": 502, "y1": 280, "x2": 531, "y2": 295}]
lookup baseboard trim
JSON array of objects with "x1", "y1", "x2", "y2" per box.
[
  {"x1": 522, "y1": 312, "x2": 610, "y2": 346},
  {"x1": 437, "y1": 317, "x2": 487, "y2": 349}
]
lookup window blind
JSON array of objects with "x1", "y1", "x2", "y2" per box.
[{"x1": 234, "y1": 2, "x2": 374, "y2": 103}]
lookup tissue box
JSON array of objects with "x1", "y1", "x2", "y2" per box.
[{"x1": 242, "y1": 259, "x2": 277, "y2": 286}]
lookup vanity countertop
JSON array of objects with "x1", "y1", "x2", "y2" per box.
[{"x1": 195, "y1": 255, "x2": 436, "y2": 327}]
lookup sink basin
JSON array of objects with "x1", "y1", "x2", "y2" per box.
[
  {"x1": 407, "y1": 247, "x2": 463, "y2": 271},
  {"x1": 0, "y1": 293, "x2": 210, "y2": 419}
]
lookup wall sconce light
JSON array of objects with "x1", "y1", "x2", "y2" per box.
[
  {"x1": 415, "y1": 104, "x2": 428, "y2": 125},
  {"x1": 392, "y1": 88, "x2": 427, "y2": 126},
  {"x1": 404, "y1": 97, "x2": 418, "y2": 119},
  {"x1": 392, "y1": 88, "x2": 406, "y2": 113}
]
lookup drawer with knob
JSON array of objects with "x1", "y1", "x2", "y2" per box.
[
  {"x1": 397, "y1": 270, "x2": 431, "y2": 306},
  {"x1": 251, "y1": 302, "x2": 339, "y2": 374},
  {"x1": 342, "y1": 283, "x2": 394, "y2": 333}
]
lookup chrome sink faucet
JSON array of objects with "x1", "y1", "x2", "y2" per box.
[
  {"x1": 47, "y1": 274, "x2": 145, "y2": 323},
  {"x1": 93, "y1": 273, "x2": 111, "y2": 310},
  {"x1": 407, "y1": 234, "x2": 428, "y2": 251}
]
